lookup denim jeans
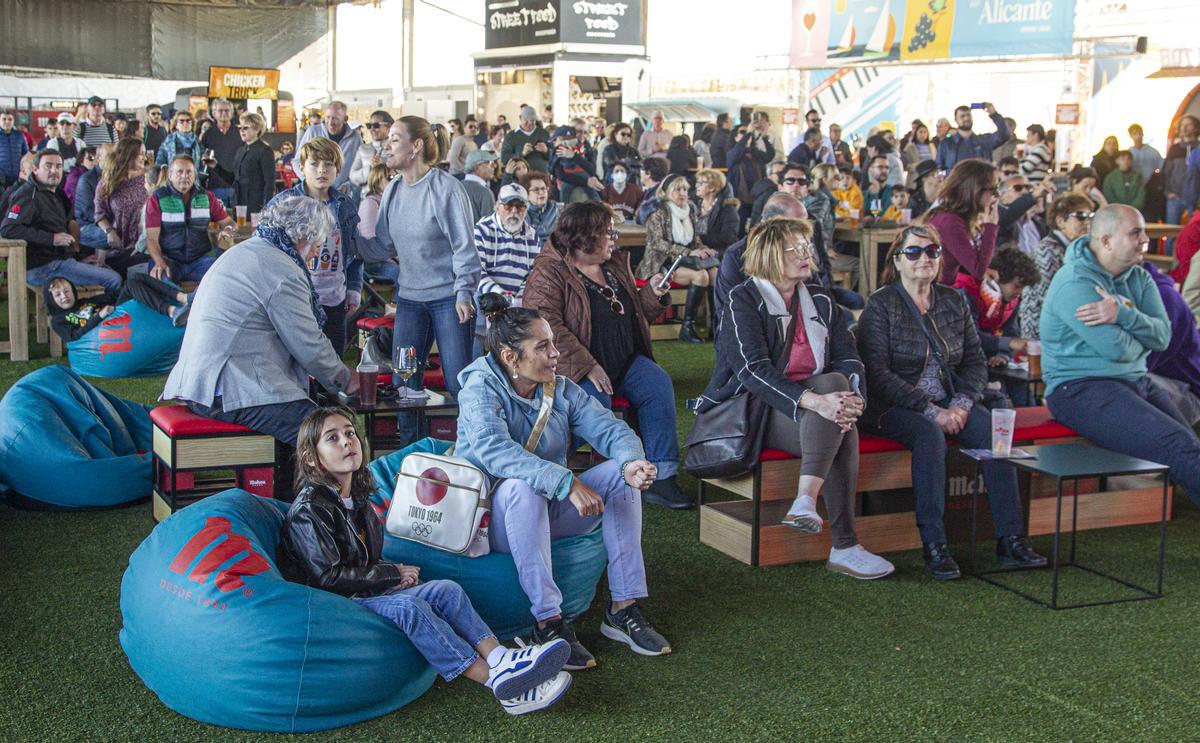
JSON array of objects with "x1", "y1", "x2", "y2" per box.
[
  {"x1": 490, "y1": 459, "x2": 647, "y2": 621},
  {"x1": 321, "y1": 300, "x2": 347, "y2": 358},
  {"x1": 26, "y1": 258, "x2": 121, "y2": 290},
  {"x1": 132, "y1": 254, "x2": 217, "y2": 283},
  {"x1": 832, "y1": 286, "x2": 865, "y2": 311},
  {"x1": 365, "y1": 260, "x2": 399, "y2": 286},
  {"x1": 868, "y1": 403, "x2": 1026, "y2": 545},
  {"x1": 578, "y1": 355, "x2": 680, "y2": 479},
  {"x1": 392, "y1": 295, "x2": 476, "y2": 445},
  {"x1": 79, "y1": 223, "x2": 108, "y2": 250},
  {"x1": 211, "y1": 187, "x2": 235, "y2": 209},
  {"x1": 1048, "y1": 376, "x2": 1200, "y2": 504},
  {"x1": 1166, "y1": 197, "x2": 1187, "y2": 255},
  {"x1": 355, "y1": 579, "x2": 494, "y2": 682}
]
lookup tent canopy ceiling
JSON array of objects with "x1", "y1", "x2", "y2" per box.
[
  {"x1": 626, "y1": 100, "x2": 729, "y2": 123},
  {"x1": 0, "y1": 0, "x2": 362, "y2": 81}
]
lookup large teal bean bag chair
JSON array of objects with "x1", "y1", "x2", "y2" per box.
[
  {"x1": 369, "y1": 439, "x2": 609, "y2": 640},
  {"x1": 119, "y1": 489, "x2": 437, "y2": 733},
  {"x1": 0, "y1": 366, "x2": 152, "y2": 509},
  {"x1": 68, "y1": 300, "x2": 184, "y2": 378}
]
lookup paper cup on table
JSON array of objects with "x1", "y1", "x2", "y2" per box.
[{"x1": 991, "y1": 408, "x2": 1016, "y2": 456}]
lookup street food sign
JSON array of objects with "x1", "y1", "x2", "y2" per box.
[
  {"x1": 485, "y1": 0, "x2": 643, "y2": 49},
  {"x1": 208, "y1": 67, "x2": 280, "y2": 100}
]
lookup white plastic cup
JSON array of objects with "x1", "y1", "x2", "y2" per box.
[
  {"x1": 991, "y1": 408, "x2": 1017, "y2": 456},
  {"x1": 250, "y1": 212, "x2": 262, "y2": 227},
  {"x1": 899, "y1": 208, "x2": 912, "y2": 225},
  {"x1": 235, "y1": 205, "x2": 248, "y2": 226}
]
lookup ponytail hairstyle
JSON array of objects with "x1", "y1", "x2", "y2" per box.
[
  {"x1": 397, "y1": 115, "x2": 447, "y2": 165},
  {"x1": 479, "y1": 293, "x2": 543, "y2": 360},
  {"x1": 293, "y1": 406, "x2": 376, "y2": 499}
]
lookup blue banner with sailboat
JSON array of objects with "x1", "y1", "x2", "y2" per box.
[{"x1": 790, "y1": 0, "x2": 1076, "y2": 67}]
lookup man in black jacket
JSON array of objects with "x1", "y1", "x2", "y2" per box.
[
  {"x1": 0, "y1": 149, "x2": 120, "y2": 290},
  {"x1": 709, "y1": 113, "x2": 734, "y2": 172}
]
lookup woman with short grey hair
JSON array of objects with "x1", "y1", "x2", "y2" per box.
[{"x1": 162, "y1": 195, "x2": 357, "y2": 494}]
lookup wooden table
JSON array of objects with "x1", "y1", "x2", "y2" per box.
[
  {"x1": 834, "y1": 221, "x2": 902, "y2": 298},
  {"x1": 1146, "y1": 222, "x2": 1183, "y2": 243},
  {"x1": 0, "y1": 239, "x2": 29, "y2": 361},
  {"x1": 615, "y1": 223, "x2": 646, "y2": 248}
]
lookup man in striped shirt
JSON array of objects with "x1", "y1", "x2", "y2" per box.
[
  {"x1": 473, "y1": 184, "x2": 542, "y2": 355},
  {"x1": 77, "y1": 97, "x2": 117, "y2": 147}
]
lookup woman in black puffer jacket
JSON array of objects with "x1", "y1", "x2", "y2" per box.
[{"x1": 856, "y1": 224, "x2": 1045, "y2": 581}]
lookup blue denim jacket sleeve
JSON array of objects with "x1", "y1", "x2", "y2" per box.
[
  {"x1": 562, "y1": 378, "x2": 645, "y2": 470},
  {"x1": 458, "y1": 378, "x2": 575, "y2": 500}
]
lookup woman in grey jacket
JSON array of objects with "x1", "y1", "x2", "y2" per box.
[
  {"x1": 161, "y1": 195, "x2": 358, "y2": 450},
  {"x1": 455, "y1": 294, "x2": 673, "y2": 672}
]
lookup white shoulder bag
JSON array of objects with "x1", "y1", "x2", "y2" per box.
[{"x1": 385, "y1": 378, "x2": 556, "y2": 556}]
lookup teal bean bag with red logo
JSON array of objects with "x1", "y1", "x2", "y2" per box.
[
  {"x1": 369, "y1": 439, "x2": 608, "y2": 641},
  {"x1": 119, "y1": 489, "x2": 437, "y2": 733},
  {"x1": 68, "y1": 300, "x2": 185, "y2": 378},
  {"x1": 0, "y1": 365, "x2": 152, "y2": 509}
]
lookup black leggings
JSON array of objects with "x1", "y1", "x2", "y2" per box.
[{"x1": 117, "y1": 273, "x2": 181, "y2": 316}]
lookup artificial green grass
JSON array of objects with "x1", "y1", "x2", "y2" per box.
[{"x1": 3, "y1": 340, "x2": 1200, "y2": 741}]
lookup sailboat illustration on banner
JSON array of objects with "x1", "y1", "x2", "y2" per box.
[
  {"x1": 836, "y1": 20, "x2": 855, "y2": 51},
  {"x1": 865, "y1": 0, "x2": 896, "y2": 56}
]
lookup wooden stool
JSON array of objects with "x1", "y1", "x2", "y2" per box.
[{"x1": 150, "y1": 406, "x2": 277, "y2": 522}]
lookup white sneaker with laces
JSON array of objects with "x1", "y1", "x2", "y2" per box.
[
  {"x1": 486, "y1": 637, "x2": 571, "y2": 700},
  {"x1": 781, "y1": 494, "x2": 823, "y2": 533},
  {"x1": 500, "y1": 671, "x2": 573, "y2": 716},
  {"x1": 827, "y1": 544, "x2": 895, "y2": 580}
]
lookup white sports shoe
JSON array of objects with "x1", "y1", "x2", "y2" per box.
[
  {"x1": 827, "y1": 544, "x2": 895, "y2": 580},
  {"x1": 500, "y1": 671, "x2": 573, "y2": 716},
  {"x1": 487, "y1": 638, "x2": 571, "y2": 700},
  {"x1": 781, "y1": 494, "x2": 823, "y2": 533}
]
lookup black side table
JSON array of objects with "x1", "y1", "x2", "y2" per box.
[{"x1": 965, "y1": 443, "x2": 1169, "y2": 610}]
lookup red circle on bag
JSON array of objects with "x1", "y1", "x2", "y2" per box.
[{"x1": 416, "y1": 467, "x2": 450, "y2": 506}]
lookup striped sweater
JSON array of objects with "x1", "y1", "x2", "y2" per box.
[{"x1": 474, "y1": 213, "x2": 541, "y2": 299}]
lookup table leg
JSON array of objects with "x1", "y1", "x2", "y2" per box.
[
  {"x1": 1157, "y1": 477, "x2": 1169, "y2": 596},
  {"x1": 1051, "y1": 478, "x2": 1064, "y2": 609},
  {"x1": 1069, "y1": 477, "x2": 1080, "y2": 564},
  {"x1": 7, "y1": 247, "x2": 28, "y2": 361},
  {"x1": 968, "y1": 461, "x2": 980, "y2": 574}
]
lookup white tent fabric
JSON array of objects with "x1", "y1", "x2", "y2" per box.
[{"x1": 0, "y1": 75, "x2": 201, "y2": 108}]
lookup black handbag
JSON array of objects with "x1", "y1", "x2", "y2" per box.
[{"x1": 683, "y1": 391, "x2": 769, "y2": 479}]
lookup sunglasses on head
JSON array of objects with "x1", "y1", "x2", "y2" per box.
[
  {"x1": 900, "y1": 244, "x2": 943, "y2": 261},
  {"x1": 1068, "y1": 210, "x2": 1094, "y2": 220}
]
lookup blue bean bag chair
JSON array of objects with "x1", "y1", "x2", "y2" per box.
[
  {"x1": 0, "y1": 366, "x2": 152, "y2": 509},
  {"x1": 369, "y1": 439, "x2": 609, "y2": 641},
  {"x1": 68, "y1": 300, "x2": 184, "y2": 378},
  {"x1": 119, "y1": 489, "x2": 437, "y2": 733}
]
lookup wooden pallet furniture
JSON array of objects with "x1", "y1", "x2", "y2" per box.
[
  {"x1": 0, "y1": 239, "x2": 29, "y2": 361},
  {"x1": 698, "y1": 407, "x2": 1172, "y2": 567}
]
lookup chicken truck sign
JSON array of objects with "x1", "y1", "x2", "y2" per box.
[{"x1": 485, "y1": 0, "x2": 643, "y2": 50}]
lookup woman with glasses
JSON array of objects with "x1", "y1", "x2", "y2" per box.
[
  {"x1": 1018, "y1": 194, "x2": 1095, "y2": 340},
  {"x1": 925, "y1": 158, "x2": 1000, "y2": 286},
  {"x1": 207, "y1": 112, "x2": 275, "y2": 214},
  {"x1": 523, "y1": 201, "x2": 691, "y2": 510},
  {"x1": 857, "y1": 225, "x2": 1047, "y2": 580},
  {"x1": 698, "y1": 218, "x2": 895, "y2": 579},
  {"x1": 520, "y1": 171, "x2": 561, "y2": 244},
  {"x1": 349, "y1": 110, "x2": 394, "y2": 189},
  {"x1": 155, "y1": 110, "x2": 202, "y2": 167},
  {"x1": 448, "y1": 119, "x2": 480, "y2": 178},
  {"x1": 601, "y1": 123, "x2": 641, "y2": 182}
]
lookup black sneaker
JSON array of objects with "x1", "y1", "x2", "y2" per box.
[
  {"x1": 922, "y1": 542, "x2": 962, "y2": 581},
  {"x1": 643, "y1": 476, "x2": 693, "y2": 510},
  {"x1": 996, "y1": 535, "x2": 1048, "y2": 568},
  {"x1": 531, "y1": 617, "x2": 595, "y2": 671},
  {"x1": 601, "y1": 603, "x2": 672, "y2": 657}
]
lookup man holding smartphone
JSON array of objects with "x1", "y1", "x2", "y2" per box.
[{"x1": 936, "y1": 102, "x2": 1011, "y2": 172}]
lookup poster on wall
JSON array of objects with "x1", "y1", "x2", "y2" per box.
[
  {"x1": 790, "y1": 0, "x2": 1076, "y2": 68},
  {"x1": 208, "y1": 67, "x2": 281, "y2": 100}
]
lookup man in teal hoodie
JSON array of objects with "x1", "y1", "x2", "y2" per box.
[{"x1": 1042, "y1": 204, "x2": 1200, "y2": 503}]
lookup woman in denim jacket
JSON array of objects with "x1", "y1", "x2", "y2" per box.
[{"x1": 455, "y1": 294, "x2": 673, "y2": 673}]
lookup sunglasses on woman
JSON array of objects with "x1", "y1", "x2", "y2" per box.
[
  {"x1": 1068, "y1": 211, "x2": 1094, "y2": 220},
  {"x1": 901, "y1": 244, "x2": 943, "y2": 261},
  {"x1": 595, "y1": 283, "x2": 625, "y2": 315}
]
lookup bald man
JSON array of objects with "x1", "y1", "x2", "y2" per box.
[
  {"x1": 1041, "y1": 204, "x2": 1200, "y2": 504},
  {"x1": 293, "y1": 101, "x2": 361, "y2": 190}
]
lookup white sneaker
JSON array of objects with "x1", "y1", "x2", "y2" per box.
[
  {"x1": 827, "y1": 544, "x2": 895, "y2": 580},
  {"x1": 487, "y1": 638, "x2": 571, "y2": 700},
  {"x1": 500, "y1": 671, "x2": 573, "y2": 716},
  {"x1": 781, "y1": 495, "x2": 823, "y2": 533}
]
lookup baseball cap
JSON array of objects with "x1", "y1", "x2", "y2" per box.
[
  {"x1": 498, "y1": 183, "x2": 529, "y2": 206},
  {"x1": 56, "y1": 113, "x2": 76, "y2": 124},
  {"x1": 551, "y1": 125, "x2": 576, "y2": 140},
  {"x1": 519, "y1": 105, "x2": 537, "y2": 122},
  {"x1": 87, "y1": 96, "x2": 104, "y2": 106},
  {"x1": 465, "y1": 149, "x2": 499, "y2": 172}
]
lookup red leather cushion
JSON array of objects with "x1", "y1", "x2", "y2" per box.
[
  {"x1": 612, "y1": 395, "x2": 631, "y2": 410},
  {"x1": 633, "y1": 278, "x2": 684, "y2": 290},
  {"x1": 150, "y1": 406, "x2": 258, "y2": 436},
  {"x1": 760, "y1": 448, "x2": 797, "y2": 462},
  {"x1": 1014, "y1": 421, "x2": 1076, "y2": 440},
  {"x1": 373, "y1": 356, "x2": 446, "y2": 390},
  {"x1": 759, "y1": 433, "x2": 904, "y2": 464},
  {"x1": 356, "y1": 316, "x2": 392, "y2": 331}
]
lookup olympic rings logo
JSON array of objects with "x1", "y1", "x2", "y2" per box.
[{"x1": 411, "y1": 522, "x2": 434, "y2": 538}]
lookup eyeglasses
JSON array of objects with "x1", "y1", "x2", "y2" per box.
[
  {"x1": 900, "y1": 244, "x2": 943, "y2": 261},
  {"x1": 782, "y1": 177, "x2": 808, "y2": 186},
  {"x1": 237, "y1": 125, "x2": 253, "y2": 131},
  {"x1": 1001, "y1": 169, "x2": 1019, "y2": 176},
  {"x1": 1009, "y1": 184, "x2": 1028, "y2": 193},
  {"x1": 366, "y1": 122, "x2": 387, "y2": 129},
  {"x1": 1068, "y1": 211, "x2": 1095, "y2": 220},
  {"x1": 527, "y1": 186, "x2": 549, "y2": 194},
  {"x1": 177, "y1": 119, "x2": 193, "y2": 124},
  {"x1": 595, "y1": 283, "x2": 625, "y2": 316},
  {"x1": 148, "y1": 111, "x2": 161, "y2": 117},
  {"x1": 808, "y1": 118, "x2": 822, "y2": 124},
  {"x1": 784, "y1": 241, "x2": 815, "y2": 258},
  {"x1": 608, "y1": 229, "x2": 620, "y2": 242}
]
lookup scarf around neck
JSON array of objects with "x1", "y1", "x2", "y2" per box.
[
  {"x1": 752, "y1": 277, "x2": 827, "y2": 376},
  {"x1": 667, "y1": 201, "x2": 693, "y2": 245},
  {"x1": 255, "y1": 223, "x2": 326, "y2": 326}
]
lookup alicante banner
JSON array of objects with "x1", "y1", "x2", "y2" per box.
[{"x1": 790, "y1": 0, "x2": 1076, "y2": 67}]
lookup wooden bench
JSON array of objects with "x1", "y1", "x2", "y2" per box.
[
  {"x1": 30, "y1": 281, "x2": 105, "y2": 358},
  {"x1": 698, "y1": 407, "x2": 1173, "y2": 566}
]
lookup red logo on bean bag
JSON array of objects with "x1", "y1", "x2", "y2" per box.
[{"x1": 416, "y1": 467, "x2": 449, "y2": 506}]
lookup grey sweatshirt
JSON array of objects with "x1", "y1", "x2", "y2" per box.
[{"x1": 375, "y1": 167, "x2": 481, "y2": 303}]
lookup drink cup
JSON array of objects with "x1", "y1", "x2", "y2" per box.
[
  {"x1": 991, "y1": 408, "x2": 1016, "y2": 456},
  {"x1": 1027, "y1": 340, "x2": 1042, "y2": 376},
  {"x1": 357, "y1": 363, "x2": 379, "y2": 406},
  {"x1": 236, "y1": 205, "x2": 248, "y2": 227},
  {"x1": 899, "y1": 208, "x2": 911, "y2": 225},
  {"x1": 250, "y1": 212, "x2": 262, "y2": 227}
]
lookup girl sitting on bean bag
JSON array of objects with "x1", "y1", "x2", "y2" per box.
[
  {"x1": 45, "y1": 273, "x2": 192, "y2": 341},
  {"x1": 275, "y1": 405, "x2": 573, "y2": 716}
]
